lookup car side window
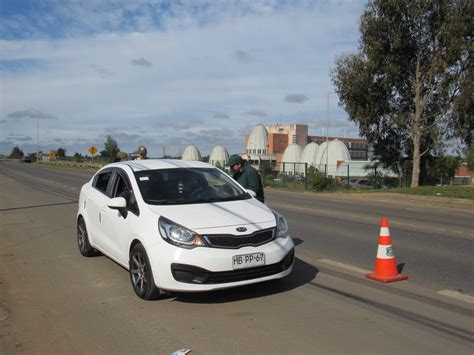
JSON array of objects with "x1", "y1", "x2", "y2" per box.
[
  {"x1": 113, "y1": 172, "x2": 139, "y2": 216},
  {"x1": 114, "y1": 174, "x2": 128, "y2": 197},
  {"x1": 94, "y1": 171, "x2": 112, "y2": 195}
]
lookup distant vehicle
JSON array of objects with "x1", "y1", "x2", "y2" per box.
[
  {"x1": 348, "y1": 178, "x2": 374, "y2": 189},
  {"x1": 347, "y1": 178, "x2": 389, "y2": 189},
  {"x1": 77, "y1": 160, "x2": 294, "y2": 300},
  {"x1": 283, "y1": 174, "x2": 304, "y2": 183},
  {"x1": 21, "y1": 156, "x2": 32, "y2": 163}
]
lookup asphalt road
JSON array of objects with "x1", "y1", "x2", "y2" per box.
[
  {"x1": 267, "y1": 187, "x2": 474, "y2": 294},
  {"x1": 0, "y1": 161, "x2": 473, "y2": 354}
]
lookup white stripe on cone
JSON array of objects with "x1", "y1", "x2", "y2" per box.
[
  {"x1": 379, "y1": 227, "x2": 390, "y2": 237},
  {"x1": 376, "y1": 245, "x2": 394, "y2": 259}
]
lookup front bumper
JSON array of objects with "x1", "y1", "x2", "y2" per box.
[
  {"x1": 147, "y1": 236, "x2": 294, "y2": 292},
  {"x1": 171, "y1": 248, "x2": 294, "y2": 284}
]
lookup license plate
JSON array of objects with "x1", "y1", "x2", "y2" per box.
[{"x1": 232, "y1": 252, "x2": 265, "y2": 270}]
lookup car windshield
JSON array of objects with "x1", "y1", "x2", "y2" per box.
[{"x1": 134, "y1": 168, "x2": 251, "y2": 205}]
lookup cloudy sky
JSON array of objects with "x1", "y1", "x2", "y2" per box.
[{"x1": 0, "y1": 0, "x2": 365, "y2": 157}]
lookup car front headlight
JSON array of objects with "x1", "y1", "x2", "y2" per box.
[
  {"x1": 158, "y1": 217, "x2": 206, "y2": 248},
  {"x1": 272, "y1": 209, "x2": 289, "y2": 238}
]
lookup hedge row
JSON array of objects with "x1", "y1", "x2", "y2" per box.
[{"x1": 37, "y1": 160, "x2": 103, "y2": 170}]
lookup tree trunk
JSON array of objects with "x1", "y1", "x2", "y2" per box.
[{"x1": 411, "y1": 56, "x2": 422, "y2": 188}]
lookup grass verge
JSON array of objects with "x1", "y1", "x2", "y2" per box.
[
  {"x1": 37, "y1": 160, "x2": 103, "y2": 170},
  {"x1": 378, "y1": 185, "x2": 474, "y2": 200},
  {"x1": 266, "y1": 181, "x2": 474, "y2": 200}
]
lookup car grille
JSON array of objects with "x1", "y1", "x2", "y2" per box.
[
  {"x1": 171, "y1": 249, "x2": 294, "y2": 284},
  {"x1": 203, "y1": 228, "x2": 275, "y2": 249}
]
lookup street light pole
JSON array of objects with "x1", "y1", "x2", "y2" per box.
[
  {"x1": 36, "y1": 117, "x2": 40, "y2": 161},
  {"x1": 326, "y1": 91, "x2": 336, "y2": 176}
]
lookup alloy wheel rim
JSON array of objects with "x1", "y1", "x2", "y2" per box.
[
  {"x1": 131, "y1": 253, "x2": 147, "y2": 294},
  {"x1": 78, "y1": 223, "x2": 86, "y2": 252}
]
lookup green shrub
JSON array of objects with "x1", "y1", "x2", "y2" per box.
[{"x1": 307, "y1": 166, "x2": 340, "y2": 191}]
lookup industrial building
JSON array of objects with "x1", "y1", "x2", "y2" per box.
[
  {"x1": 244, "y1": 123, "x2": 369, "y2": 163},
  {"x1": 242, "y1": 123, "x2": 390, "y2": 178},
  {"x1": 181, "y1": 123, "x2": 383, "y2": 178}
]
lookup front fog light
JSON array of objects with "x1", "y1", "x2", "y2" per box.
[{"x1": 272, "y1": 209, "x2": 289, "y2": 238}]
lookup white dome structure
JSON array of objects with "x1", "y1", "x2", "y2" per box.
[
  {"x1": 300, "y1": 142, "x2": 320, "y2": 168},
  {"x1": 209, "y1": 145, "x2": 229, "y2": 168},
  {"x1": 181, "y1": 144, "x2": 202, "y2": 161},
  {"x1": 246, "y1": 124, "x2": 268, "y2": 155},
  {"x1": 281, "y1": 143, "x2": 303, "y2": 174},
  {"x1": 315, "y1": 139, "x2": 351, "y2": 176},
  {"x1": 315, "y1": 141, "x2": 328, "y2": 168}
]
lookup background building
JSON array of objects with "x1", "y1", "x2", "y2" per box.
[
  {"x1": 209, "y1": 144, "x2": 229, "y2": 168},
  {"x1": 245, "y1": 124, "x2": 368, "y2": 162},
  {"x1": 181, "y1": 144, "x2": 202, "y2": 161},
  {"x1": 309, "y1": 136, "x2": 368, "y2": 160},
  {"x1": 244, "y1": 123, "x2": 368, "y2": 170},
  {"x1": 244, "y1": 124, "x2": 309, "y2": 163}
]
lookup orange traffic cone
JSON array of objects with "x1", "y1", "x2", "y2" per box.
[{"x1": 366, "y1": 217, "x2": 408, "y2": 283}]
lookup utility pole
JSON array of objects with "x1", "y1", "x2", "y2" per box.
[
  {"x1": 326, "y1": 92, "x2": 336, "y2": 176},
  {"x1": 36, "y1": 117, "x2": 40, "y2": 161}
]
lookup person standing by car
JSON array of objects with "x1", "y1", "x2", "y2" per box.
[
  {"x1": 114, "y1": 151, "x2": 129, "y2": 162},
  {"x1": 136, "y1": 146, "x2": 148, "y2": 160},
  {"x1": 227, "y1": 154, "x2": 265, "y2": 203}
]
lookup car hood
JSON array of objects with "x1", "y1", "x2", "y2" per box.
[{"x1": 147, "y1": 198, "x2": 275, "y2": 231}]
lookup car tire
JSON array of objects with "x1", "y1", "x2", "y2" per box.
[
  {"x1": 129, "y1": 243, "x2": 163, "y2": 300},
  {"x1": 77, "y1": 217, "x2": 99, "y2": 257}
]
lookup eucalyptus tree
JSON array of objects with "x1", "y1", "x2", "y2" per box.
[{"x1": 332, "y1": 0, "x2": 472, "y2": 187}]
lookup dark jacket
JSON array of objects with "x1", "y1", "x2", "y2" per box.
[{"x1": 233, "y1": 162, "x2": 265, "y2": 203}]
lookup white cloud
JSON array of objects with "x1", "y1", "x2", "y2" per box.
[
  {"x1": 7, "y1": 109, "x2": 58, "y2": 119},
  {"x1": 233, "y1": 50, "x2": 253, "y2": 63},
  {"x1": 245, "y1": 109, "x2": 268, "y2": 117},
  {"x1": 213, "y1": 112, "x2": 230, "y2": 119},
  {"x1": 285, "y1": 94, "x2": 309, "y2": 103},
  {"x1": 6, "y1": 133, "x2": 33, "y2": 142},
  {"x1": 131, "y1": 57, "x2": 153, "y2": 67},
  {"x1": 91, "y1": 64, "x2": 113, "y2": 78}
]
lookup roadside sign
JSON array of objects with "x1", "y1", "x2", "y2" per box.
[
  {"x1": 49, "y1": 150, "x2": 56, "y2": 160},
  {"x1": 88, "y1": 146, "x2": 97, "y2": 156}
]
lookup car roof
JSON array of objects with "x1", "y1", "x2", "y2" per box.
[{"x1": 107, "y1": 159, "x2": 214, "y2": 172}]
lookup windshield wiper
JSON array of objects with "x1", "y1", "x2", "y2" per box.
[
  {"x1": 192, "y1": 195, "x2": 248, "y2": 203},
  {"x1": 147, "y1": 195, "x2": 249, "y2": 205},
  {"x1": 146, "y1": 199, "x2": 171, "y2": 205}
]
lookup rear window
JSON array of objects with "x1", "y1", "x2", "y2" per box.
[{"x1": 134, "y1": 168, "x2": 250, "y2": 205}]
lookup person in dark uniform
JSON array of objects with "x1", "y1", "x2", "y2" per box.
[{"x1": 227, "y1": 154, "x2": 265, "y2": 203}]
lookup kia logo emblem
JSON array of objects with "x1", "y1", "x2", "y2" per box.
[{"x1": 236, "y1": 227, "x2": 247, "y2": 232}]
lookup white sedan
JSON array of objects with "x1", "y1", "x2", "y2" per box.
[{"x1": 76, "y1": 159, "x2": 294, "y2": 300}]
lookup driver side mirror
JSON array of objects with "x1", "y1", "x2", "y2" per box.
[{"x1": 107, "y1": 197, "x2": 127, "y2": 209}]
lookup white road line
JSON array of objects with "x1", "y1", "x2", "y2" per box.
[
  {"x1": 317, "y1": 259, "x2": 371, "y2": 275},
  {"x1": 437, "y1": 290, "x2": 474, "y2": 304},
  {"x1": 319, "y1": 262, "x2": 474, "y2": 305}
]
